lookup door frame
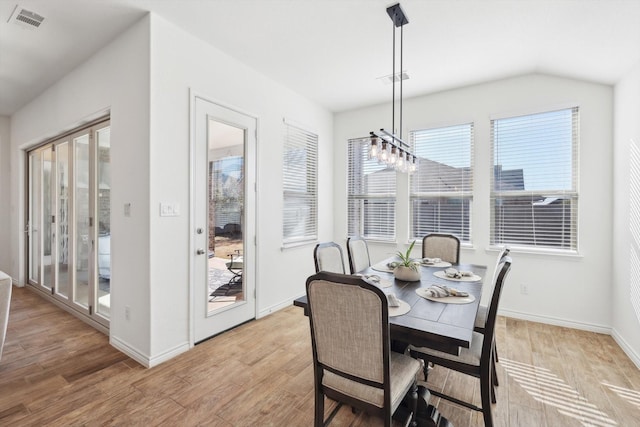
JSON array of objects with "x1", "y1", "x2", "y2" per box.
[{"x1": 189, "y1": 90, "x2": 259, "y2": 345}]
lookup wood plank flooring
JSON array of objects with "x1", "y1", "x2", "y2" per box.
[{"x1": 1, "y1": 286, "x2": 639, "y2": 426}]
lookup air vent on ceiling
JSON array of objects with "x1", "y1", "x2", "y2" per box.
[
  {"x1": 377, "y1": 71, "x2": 410, "y2": 85},
  {"x1": 7, "y1": 5, "x2": 44, "y2": 29}
]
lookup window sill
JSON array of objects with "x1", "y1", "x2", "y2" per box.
[
  {"x1": 485, "y1": 245, "x2": 583, "y2": 259},
  {"x1": 281, "y1": 240, "x2": 318, "y2": 251}
]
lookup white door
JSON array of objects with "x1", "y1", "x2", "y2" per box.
[{"x1": 192, "y1": 95, "x2": 256, "y2": 343}]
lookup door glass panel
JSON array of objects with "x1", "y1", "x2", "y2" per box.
[
  {"x1": 74, "y1": 134, "x2": 90, "y2": 308},
  {"x1": 42, "y1": 147, "x2": 54, "y2": 291},
  {"x1": 207, "y1": 120, "x2": 245, "y2": 313},
  {"x1": 96, "y1": 127, "x2": 111, "y2": 317},
  {"x1": 29, "y1": 151, "x2": 41, "y2": 283},
  {"x1": 56, "y1": 142, "x2": 70, "y2": 298}
]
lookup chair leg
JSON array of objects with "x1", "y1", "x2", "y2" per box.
[
  {"x1": 493, "y1": 342, "x2": 499, "y2": 363},
  {"x1": 491, "y1": 356, "x2": 499, "y2": 387},
  {"x1": 314, "y1": 389, "x2": 324, "y2": 427},
  {"x1": 480, "y1": 369, "x2": 494, "y2": 427},
  {"x1": 408, "y1": 380, "x2": 419, "y2": 427}
]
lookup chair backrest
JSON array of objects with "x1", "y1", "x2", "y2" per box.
[
  {"x1": 306, "y1": 272, "x2": 391, "y2": 410},
  {"x1": 479, "y1": 247, "x2": 510, "y2": 307},
  {"x1": 480, "y1": 257, "x2": 512, "y2": 365},
  {"x1": 347, "y1": 236, "x2": 371, "y2": 274},
  {"x1": 422, "y1": 233, "x2": 460, "y2": 264},
  {"x1": 313, "y1": 242, "x2": 346, "y2": 274}
]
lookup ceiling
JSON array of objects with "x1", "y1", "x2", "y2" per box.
[{"x1": 1, "y1": 0, "x2": 640, "y2": 116}]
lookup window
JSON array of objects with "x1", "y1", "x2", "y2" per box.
[
  {"x1": 282, "y1": 121, "x2": 318, "y2": 246},
  {"x1": 490, "y1": 107, "x2": 578, "y2": 251},
  {"x1": 347, "y1": 138, "x2": 396, "y2": 241},
  {"x1": 410, "y1": 123, "x2": 474, "y2": 243}
]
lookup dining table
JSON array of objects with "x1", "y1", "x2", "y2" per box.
[
  {"x1": 294, "y1": 258, "x2": 487, "y2": 356},
  {"x1": 294, "y1": 258, "x2": 486, "y2": 427}
]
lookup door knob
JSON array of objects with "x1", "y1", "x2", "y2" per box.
[{"x1": 196, "y1": 249, "x2": 205, "y2": 255}]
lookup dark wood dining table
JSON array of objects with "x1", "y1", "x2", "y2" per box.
[
  {"x1": 294, "y1": 259, "x2": 486, "y2": 426},
  {"x1": 294, "y1": 259, "x2": 487, "y2": 356}
]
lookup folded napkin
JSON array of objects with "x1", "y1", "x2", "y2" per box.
[
  {"x1": 356, "y1": 274, "x2": 381, "y2": 284},
  {"x1": 423, "y1": 284, "x2": 469, "y2": 298},
  {"x1": 421, "y1": 257, "x2": 441, "y2": 265},
  {"x1": 444, "y1": 267, "x2": 474, "y2": 279},
  {"x1": 387, "y1": 261, "x2": 400, "y2": 269},
  {"x1": 386, "y1": 293, "x2": 401, "y2": 307}
]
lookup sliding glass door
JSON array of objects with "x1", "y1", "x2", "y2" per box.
[{"x1": 27, "y1": 119, "x2": 111, "y2": 327}]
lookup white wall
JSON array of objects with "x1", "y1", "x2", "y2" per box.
[
  {"x1": 9, "y1": 16, "x2": 153, "y2": 359},
  {"x1": 0, "y1": 116, "x2": 10, "y2": 274},
  {"x1": 334, "y1": 74, "x2": 614, "y2": 331},
  {"x1": 612, "y1": 61, "x2": 640, "y2": 367},
  {"x1": 147, "y1": 15, "x2": 333, "y2": 361}
]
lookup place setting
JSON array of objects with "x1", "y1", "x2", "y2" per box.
[
  {"x1": 433, "y1": 267, "x2": 482, "y2": 282},
  {"x1": 415, "y1": 284, "x2": 476, "y2": 304},
  {"x1": 386, "y1": 292, "x2": 411, "y2": 316},
  {"x1": 419, "y1": 257, "x2": 452, "y2": 268}
]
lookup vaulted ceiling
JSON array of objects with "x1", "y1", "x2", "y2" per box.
[{"x1": 1, "y1": 0, "x2": 639, "y2": 116}]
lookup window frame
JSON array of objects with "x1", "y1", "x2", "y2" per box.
[
  {"x1": 282, "y1": 119, "x2": 318, "y2": 247},
  {"x1": 409, "y1": 122, "x2": 474, "y2": 244},
  {"x1": 490, "y1": 107, "x2": 579, "y2": 253}
]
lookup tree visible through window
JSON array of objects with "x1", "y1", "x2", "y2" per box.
[{"x1": 490, "y1": 107, "x2": 579, "y2": 250}]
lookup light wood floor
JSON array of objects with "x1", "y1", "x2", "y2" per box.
[{"x1": 1, "y1": 286, "x2": 639, "y2": 426}]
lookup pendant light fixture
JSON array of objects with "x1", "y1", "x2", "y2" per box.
[{"x1": 368, "y1": 2, "x2": 417, "y2": 174}]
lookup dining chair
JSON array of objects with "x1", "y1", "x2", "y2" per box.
[
  {"x1": 475, "y1": 247, "x2": 510, "y2": 375},
  {"x1": 313, "y1": 242, "x2": 346, "y2": 274},
  {"x1": 409, "y1": 257, "x2": 512, "y2": 427},
  {"x1": 421, "y1": 233, "x2": 460, "y2": 264},
  {"x1": 346, "y1": 236, "x2": 371, "y2": 274},
  {"x1": 306, "y1": 272, "x2": 421, "y2": 427}
]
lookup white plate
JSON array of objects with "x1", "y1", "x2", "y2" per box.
[
  {"x1": 415, "y1": 288, "x2": 476, "y2": 304},
  {"x1": 371, "y1": 262, "x2": 395, "y2": 273},
  {"x1": 420, "y1": 261, "x2": 452, "y2": 268},
  {"x1": 388, "y1": 299, "x2": 411, "y2": 317}
]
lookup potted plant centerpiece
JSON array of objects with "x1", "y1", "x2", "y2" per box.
[{"x1": 393, "y1": 240, "x2": 421, "y2": 281}]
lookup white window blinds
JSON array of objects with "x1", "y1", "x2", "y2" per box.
[
  {"x1": 282, "y1": 121, "x2": 318, "y2": 245},
  {"x1": 490, "y1": 107, "x2": 579, "y2": 251},
  {"x1": 410, "y1": 123, "x2": 474, "y2": 243},
  {"x1": 348, "y1": 138, "x2": 396, "y2": 241}
]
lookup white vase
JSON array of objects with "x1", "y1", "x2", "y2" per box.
[{"x1": 394, "y1": 265, "x2": 421, "y2": 281}]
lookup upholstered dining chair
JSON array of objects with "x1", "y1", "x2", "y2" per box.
[
  {"x1": 421, "y1": 233, "x2": 460, "y2": 264},
  {"x1": 409, "y1": 257, "x2": 512, "y2": 427},
  {"x1": 346, "y1": 236, "x2": 371, "y2": 274},
  {"x1": 313, "y1": 242, "x2": 346, "y2": 274},
  {"x1": 475, "y1": 247, "x2": 511, "y2": 372},
  {"x1": 306, "y1": 272, "x2": 421, "y2": 427}
]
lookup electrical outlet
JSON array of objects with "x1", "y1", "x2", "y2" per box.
[
  {"x1": 125, "y1": 306, "x2": 131, "y2": 321},
  {"x1": 520, "y1": 284, "x2": 529, "y2": 295}
]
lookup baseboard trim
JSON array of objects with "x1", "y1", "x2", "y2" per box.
[
  {"x1": 257, "y1": 297, "x2": 298, "y2": 319},
  {"x1": 110, "y1": 336, "x2": 189, "y2": 368},
  {"x1": 611, "y1": 328, "x2": 640, "y2": 369},
  {"x1": 498, "y1": 308, "x2": 612, "y2": 334}
]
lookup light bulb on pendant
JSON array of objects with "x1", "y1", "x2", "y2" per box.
[
  {"x1": 389, "y1": 146, "x2": 398, "y2": 164},
  {"x1": 379, "y1": 142, "x2": 389, "y2": 162},
  {"x1": 369, "y1": 137, "x2": 379, "y2": 159},
  {"x1": 396, "y1": 149, "x2": 405, "y2": 169}
]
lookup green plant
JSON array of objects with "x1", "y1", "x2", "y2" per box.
[{"x1": 395, "y1": 240, "x2": 419, "y2": 270}]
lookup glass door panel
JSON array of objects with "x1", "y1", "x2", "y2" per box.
[
  {"x1": 56, "y1": 142, "x2": 70, "y2": 298},
  {"x1": 28, "y1": 151, "x2": 41, "y2": 284},
  {"x1": 96, "y1": 126, "x2": 111, "y2": 318},
  {"x1": 74, "y1": 134, "x2": 90, "y2": 309},
  {"x1": 42, "y1": 147, "x2": 54, "y2": 291}
]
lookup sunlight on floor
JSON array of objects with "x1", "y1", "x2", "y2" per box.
[
  {"x1": 602, "y1": 381, "x2": 640, "y2": 409},
  {"x1": 501, "y1": 358, "x2": 617, "y2": 427}
]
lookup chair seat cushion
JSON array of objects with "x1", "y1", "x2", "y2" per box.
[
  {"x1": 411, "y1": 331, "x2": 484, "y2": 367},
  {"x1": 474, "y1": 304, "x2": 487, "y2": 330},
  {"x1": 323, "y1": 351, "x2": 420, "y2": 410}
]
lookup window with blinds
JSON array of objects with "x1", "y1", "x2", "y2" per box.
[
  {"x1": 282, "y1": 121, "x2": 318, "y2": 246},
  {"x1": 490, "y1": 107, "x2": 579, "y2": 251},
  {"x1": 409, "y1": 123, "x2": 474, "y2": 243},
  {"x1": 347, "y1": 138, "x2": 396, "y2": 241}
]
